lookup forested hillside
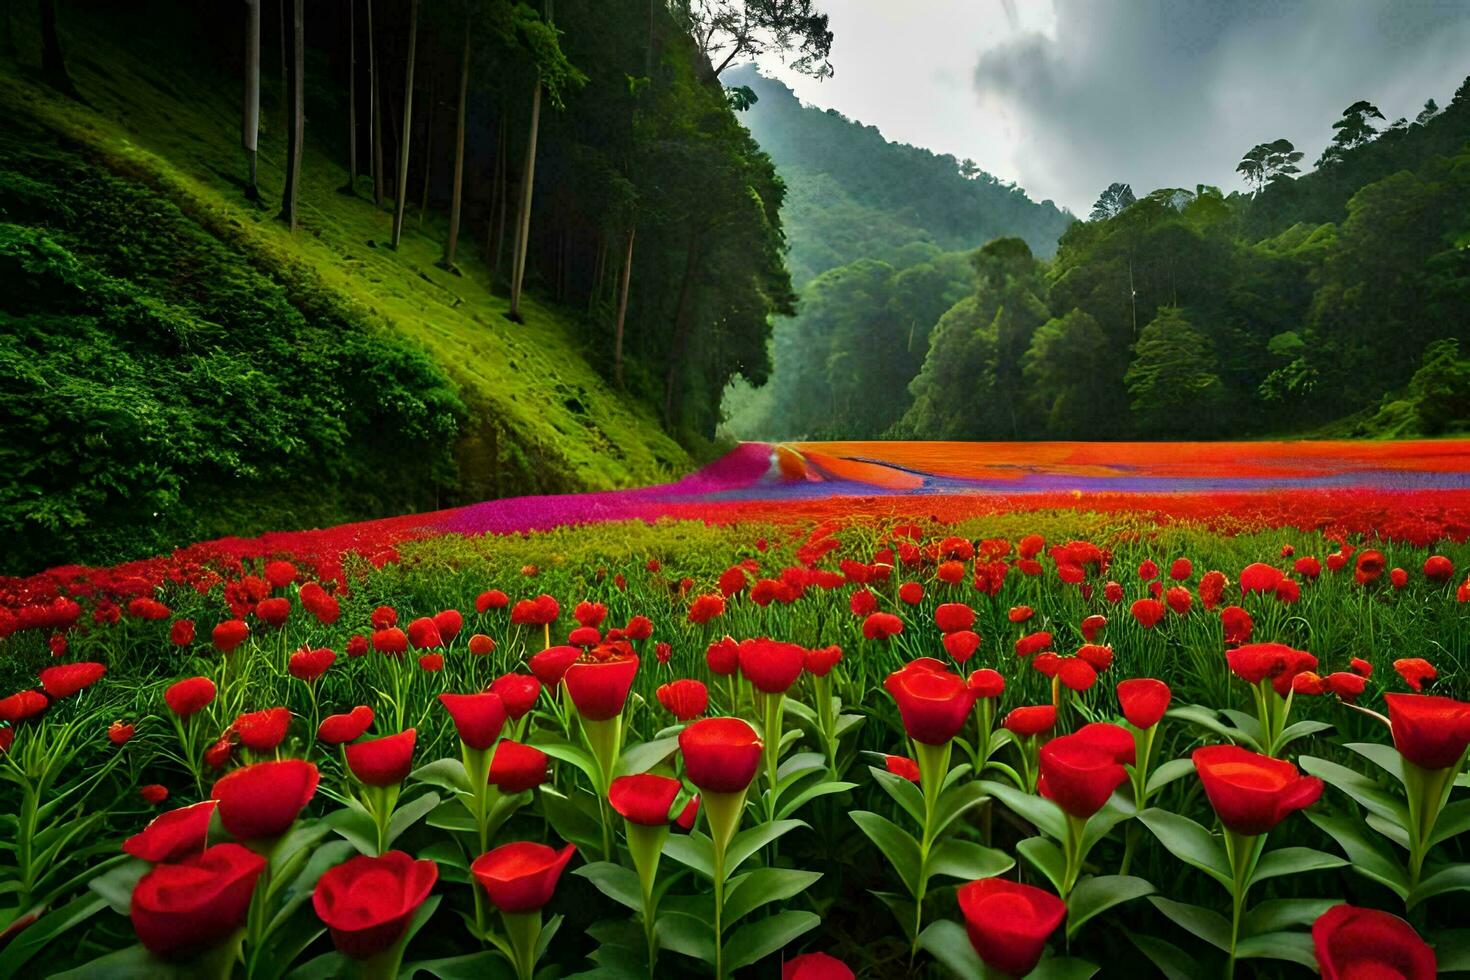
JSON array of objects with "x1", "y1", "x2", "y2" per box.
[
  {"x1": 721, "y1": 66, "x2": 1072, "y2": 438},
  {"x1": 0, "y1": 0, "x2": 811, "y2": 573},
  {"x1": 731, "y1": 72, "x2": 1470, "y2": 442}
]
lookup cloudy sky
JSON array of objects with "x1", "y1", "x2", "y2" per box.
[{"x1": 755, "y1": 0, "x2": 1470, "y2": 215}]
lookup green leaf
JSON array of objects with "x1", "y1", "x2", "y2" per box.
[
  {"x1": 387, "y1": 791, "x2": 441, "y2": 848},
  {"x1": 927, "y1": 838, "x2": 1013, "y2": 882},
  {"x1": 1137, "y1": 808, "x2": 1231, "y2": 888},
  {"x1": 1305, "y1": 810, "x2": 1410, "y2": 899},
  {"x1": 88, "y1": 859, "x2": 149, "y2": 915},
  {"x1": 656, "y1": 911, "x2": 715, "y2": 963},
  {"x1": 722, "y1": 867, "x2": 821, "y2": 923},
  {"x1": 1167, "y1": 705, "x2": 1262, "y2": 752},
  {"x1": 411, "y1": 758, "x2": 470, "y2": 794},
  {"x1": 1145, "y1": 758, "x2": 1196, "y2": 796},
  {"x1": 1428, "y1": 799, "x2": 1470, "y2": 848},
  {"x1": 1344, "y1": 742, "x2": 1407, "y2": 785},
  {"x1": 324, "y1": 803, "x2": 379, "y2": 855},
  {"x1": 1275, "y1": 720, "x2": 1334, "y2": 752},
  {"x1": 1244, "y1": 898, "x2": 1337, "y2": 935},
  {"x1": 1249, "y1": 846, "x2": 1346, "y2": 887},
  {"x1": 1298, "y1": 756, "x2": 1409, "y2": 826},
  {"x1": 1080, "y1": 796, "x2": 1135, "y2": 857},
  {"x1": 425, "y1": 798, "x2": 477, "y2": 834},
  {"x1": 1233, "y1": 930, "x2": 1316, "y2": 968},
  {"x1": 267, "y1": 840, "x2": 357, "y2": 936},
  {"x1": 850, "y1": 811, "x2": 921, "y2": 895},
  {"x1": 981, "y1": 780, "x2": 1067, "y2": 841},
  {"x1": 726, "y1": 819, "x2": 806, "y2": 876},
  {"x1": 870, "y1": 890, "x2": 918, "y2": 941},
  {"x1": 1066, "y1": 875, "x2": 1155, "y2": 938},
  {"x1": 536, "y1": 739, "x2": 601, "y2": 785},
  {"x1": 403, "y1": 951, "x2": 513, "y2": 979},
  {"x1": 1409, "y1": 863, "x2": 1470, "y2": 907},
  {"x1": 869, "y1": 766, "x2": 926, "y2": 826},
  {"x1": 917, "y1": 920, "x2": 985, "y2": 979},
  {"x1": 574, "y1": 862, "x2": 644, "y2": 912},
  {"x1": 615, "y1": 736, "x2": 680, "y2": 778},
  {"x1": 1018, "y1": 837, "x2": 1068, "y2": 894},
  {"x1": 932, "y1": 780, "x2": 991, "y2": 837},
  {"x1": 661, "y1": 833, "x2": 714, "y2": 881},
  {"x1": 1124, "y1": 931, "x2": 1201, "y2": 980},
  {"x1": 723, "y1": 910, "x2": 819, "y2": 971},
  {"x1": 46, "y1": 944, "x2": 183, "y2": 980},
  {"x1": 540, "y1": 787, "x2": 604, "y2": 857},
  {"x1": 0, "y1": 892, "x2": 108, "y2": 976},
  {"x1": 1431, "y1": 928, "x2": 1470, "y2": 971},
  {"x1": 777, "y1": 779, "x2": 856, "y2": 820},
  {"x1": 1148, "y1": 896, "x2": 1231, "y2": 951},
  {"x1": 1027, "y1": 959, "x2": 1100, "y2": 979}
]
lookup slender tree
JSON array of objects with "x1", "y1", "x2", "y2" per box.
[
  {"x1": 343, "y1": 0, "x2": 357, "y2": 193},
  {"x1": 242, "y1": 0, "x2": 261, "y2": 200},
  {"x1": 441, "y1": 8, "x2": 471, "y2": 270},
  {"x1": 368, "y1": 0, "x2": 384, "y2": 205},
  {"x1": 417, "y1": 70, "x2": 435, "y2": 227},
  {"x1": 613, "y1": 225, "x2": 635, "y2": 385},
  {"x1": 278, "y1": 0, "x2": 304, "y2": 230},
  {"x1": 38, "y1": 0, "x2": 78, "y2": 97},
  {"x1": 506, "y1": 77, "x2": 541, "y2": 320},
  {"x1": 390, "y1": 0, "x2": 419, "y2": 249}
]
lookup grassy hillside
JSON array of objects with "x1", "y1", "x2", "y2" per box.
[{"x1": 0, "y1": 5, "x2": 688, "y2": 572}]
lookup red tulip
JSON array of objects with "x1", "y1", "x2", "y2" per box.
[
  {"x1": 433, "y1": 608, "x2": 463, "y2": 642},
  {"x1": 469, "y1": 633, "x2": 497, "y2": 656},
  {"x1": 164, "y1": 676, "x2": 216, "y2": 717},
  {"x1": 1103, "y1": 581, "x2": 1125, "y2": 604},
  {"x1": 346, "y1": 731, "x2": 416, "y2": 786},
  {"x1": 898, "y1": 582, "x2": 924, "y2": 605},
  {"x1": 1169, "y1": 557, "x2": 1193, "y2": 580},
  {"x1": 656, "y1": 679, "x2": 708, "y2": 721},
  {"x1": 738, "y1": 638, "x2": 805, "y2": 693},
  {"x1": 862, "y1": 612, "x2": 904, "y2": 640},
  {"x1": 804, "y1": 645, "x2": 842, "y2": 677},
  {"x1": 131, "y1": 843, "x2": 266, "y2": 958},
  {"x1": 564, "y1": 654, "x2": 639, "y2": 721},
  {"x1": 212, "y1": 759, "x2": 319, "y2": 840},
  {"x1": 1389, "y1": 568, "x2": 1409, "y2": 589},
  {"x1": 318, "y1": 705, "x2": 374, "y2": 745},
  {"x1": 109, "y1": 721, "x2": 135, "y2": 745},
  {"x1": 288, "y1": 647, "x2": 335, "y2": 682},
  {"x1": 782, "y1": 951, "x2": 855, "y2": 980},
  {"x1": 1226, "y1": 643, "x2": 1318, "y2": 697},
  {"x1": 169, "y1": 620, "x2": 195, "y2": 646},
  {"x1": 489, "y1": 740, "x2": 550, "y2": 793},
  {"x1": 1057, "y1": 657, "x2": 1097, "y2": 692},
  {"x1": 139, "y1": 784, "x2": 170, "y2": 805},
  {"x1": 1294, "y1": 556, "x2": 1322, "y2": 580},
  {"x1": 123, "y1": 800, "x2": 218, "y2": 863},
  {"x1": 1074, "y1": 722, "x2": 1136, "y2": 765},
  {"x1": 1392, "y1": 658, "x2": 1436, "y2": 692},
  {"x1": 1032, "y1": 652, "x2": 1063, "y2": 679},
  {"x1": 609, "y1": 773, "x2": 683, "y2": 825},
  {"x1": 529, "y1": 645, "x2": 579, "y2": 686},
  {"x1": 211, "y1": 619, "x2": 251, "y2": 654},
  {"x1": 568, "y1": 625, "x2": 601, "y2": 648},
  {"x1": 313, "y1": 852, "x2": 439, "y2": 959},
  {"x1": 1423, "y1": 555, "x2": 1454, "y2": 583},
  {"x1": 1117, "y1": 678, "x2": 1171, "y2": 729},
  {"x1": 967, "y1": 669, "x2": 1004, "y2": 699},
  {"x1": 1129, "y1": 598, "x2": 1165, "y2": 628},
  {"x1": 1192, "y1": 745, "x2": 1323, "y2": 835},
  {"x1": 373, "y1": 627, "x2": 408, "y2": 656},
  {"x1": 1312, "y1": 904, "x2": 1435, "y2": 980},
  {"x1": 943, "y1": 631, "x2": 981, "y2": 662},
  {"x1": 439, "y1": 693, "x2": 507, "y2": 750},
  {"x1": 39, "y1": 662, "x2": 105, "y2": 698},
  {"x1": 490, "y1": 674, "x2": 541, "y2": 720},
  {"x1": 624, "y1": 614, "x2": 653, "y2": 640},
  {"x1": 472, "y1": 842, "x2": 575, "y2": 913},
  {"x1": 255, "y1": 598, "x2": 290, "y2": 628},
  {"x1": 688, "y1": 593, "x2": 726, "y2": 624},
  {"x1": 1080, "y1": 614, "x2": 1107, "y2": 642},
  {"x1": 934, "y1": 603, "x2": 975, "y2": 634},
  {"x1": 705, "y1": 636, "x2": 740, "y2": 676},
  {"x1": 418, "y1": 653, "x2": 444, "y2": 672},
  {"x1": 407, "y1": 617, "x2": 443, "y2": 650},
  {"x1": 476, "y1": 590, "x2": 509, "y2": 613},
  {"x1": 1239, "y1": 563, "x2": 1284, "y2": 594},
  {"x1": 883, "y1": 755, "x2": 921, "y2": 783},
  {"x1": 884, "y1": 663, "x2": 975, "y2": 745},
  {"x1": 1355, "y1": 550, "x2": 1386, "y2": 585},
  {"x1": 371, "y1": 606, "x2": 398, "y2": 631},
  {"x1": 678, "y1": 717, "x2": 762, "y2": 793},
  {"x1": 233, "y1": 707, "x2": 290, "y2": 752},
  {"x1": 1002, "y1": 705, "x2": 1056, "y2": 738},
  {"x1": 346, "y1": 634, "x2": 369, "y2": 658},
  {"x1": 1039, "y1": 734, "x2": 1128, "y2": 818},
  {"x1": 1015, "y1": 631, "x2": 1052, "y2": 658},
  {"x1": 1384, "y1": 693, "x2": 1470, "y2": 770},
  {"x1": 957, "y1": 878, "x2": 1066, "y2": 976},
  {"x1": 1324, "y1": 671, "x2": 1367, "y2": 703}
]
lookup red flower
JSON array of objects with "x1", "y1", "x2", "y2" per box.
[
  {"x1": 1192, "y1": 745, "x2": 1323, "y2": 835},
  {"x1": 140, "y1": 784, "x2": 170, "y2": 805},
  {"x1": 1392, "y1": 658, "x2": 1436, "y2": 692},
  {"x1": 318, "y1": 705, "x2": 374, "y2": 745},
  {"x1": 1169, "y1": 558, "x2": 1193, "y2": 580},
  {"x1": 1293, "y1": 671, "x2": 1325, "y2": 696},
  {"x1": 476, "y1": 590, "x2": 509, "y2": 613},
  {"x1": 346, "y1": 634, "x2": 369, "y2": 658},
  {"x1": 407, "y1": 617, "x2": 443, "y2": 650},
  {"x1": 439, "y1": 693, "x2": 507, "y2": 750},
  {"x1": 1080, "y1": 614, "x2": 1107, "y2": 641},
  {"x1": 255, "y1": 597, "x2": 290, "y2": 628},
  {"x1": 264, "y1": 560, "x2": 297, "y2": 589},
  {"x1": 674, "y1": 795, "x2": 699, "y2": 831},
  {"x1": 957, "y1": 878, "x2": 1066, "y2": 976},
  {"x1": 1384, "y1": 694, "x2": 1470, "y2": 770},
  {"x1": 804, "y1": 644, "x2": 842, "y2": 677},
  {"x1": 934, "y1": 603, "x2": 974, "y2": 634},
  {"x1": 898, "y1": 582, "x2": 924, "y2": 605},
  {"x1": 564, "y1": 654, "x2": 639, "y2": 721},
  {"x1": 1165, "y1": 586, "x2": 1193, "y2": 615},
  {"x1": 883, "y1": 755, "x2": 921, "y2": 783},
  {"x1": 1039, "y1": 734, "x2": 1128, "y2": 818},
  {"x1": 130, "y1": 843, "x2": 266, "y2": 959},
  {"x1": 124, "y1": 800, "x2": 217, "y2": 863},
  {"x1": 849, "y1": 589, "x2": 879, "y2": 617},
  {"x1": 1198, "y1": 570, "x2": 1227, "y2": 609},
  {"x1": 1327, "y1": 552, "x2": 1348, "y2": 574},
  {"x1": 1032, "y1": 653, "x2": 1062, "y2": 678},
  {"x1": 1312, "y1": 904, "x2": 1435, "y2": 980},
  {"x1": 1057, "y1": 657, "x2": 1097, "y2": 692},
  {"x1": 1239, "y1": 563, "x2": 1284, "y2": 594},
  {"x1": 109, "y1": 720, "x2": 135, "y2": 745},
  {"x1": 738, "y1": 638, "x2": 805, "y2": 693},
  {"x1": 511, "y1": 594, "x2": 560, "y2": 626},
  {"x1": 1008, "y1": 605, "x2": 1033, "y2": 623},
  {"x1": 1074, "y1": 722, "x2": 1136, "y2": 765},
  {"x1": 884, "y1": 663, "x2": 975, "y2": 745},
  {"x1": 942, "y1": 630, "x2": 981, "y2": 663},
  {"x1": 164, "y1": 676, "x2": 216, "y2": 717},
  {"x1": 968, "y1": 668, "x2": 1004, "y2": 698},
  {"x1": 688, "y1": 593, "x2": 726, "y2": 624},
  {"x1": 1002, "y1": 705, "x2": 1056, "y2": 738},
  {"x1": 1349, "y1": 657, "x2": 1373, "y2": 678},
  {"x1": 1227, "y1": 643, "x2": 1318, "y2": 696},
  {"x1": 782, "y1": 951, "x2": 855, "y2": 980},
  {"x1": 678, "y1": 717, "x2": 762, "y2": 793},
  {"x1": 288, "y1": 647, "x2": 335, "y2": 683},
  {"x1": 212, "y1": 619, "x2": 250, "y2": 654},
  {"x1": 472, "y1": 841, "x2": 575, "y2": 913},
  {"x1": 862, "y1": 612, "x2": 904, "y2": 640},
  {"x1": 433, "y1": 609, "x2": 463, "y2": 642},
  {"x1": 234, "y1": 707, "x2": 290, "y2": 752},
  {"x1": 418, "y1": 653, "x2": 444, "y2": 672},
  {"x1": 346, "y1": 730, "x2": 416, "y2": 786},
  {"x1": 1324, "y1": 672, "x2": 1367, "y2": 703},
  {"x1": 1423, "y1": 555, "x2": 1454, "y2": 583},
  {"x1": 169, "y1": 620, "x2": 195, "y2": 646},
  {"x1": 529, "y1": 645, "x2": 580, "y2": 685},
  {"x1": 1118, "y1": 678, "x2": 1171, "y2": 729},
  {"x1": 1015, "y1": 631, "x2": 1052, "y2": 658},
  {"x1": 706, "y1": 636, "x2": 740, "y2": 676},
  {"x1": 1130, "y1": 598, "x2": 1165, "y2": 628},
  {"x1": 1355, "y1": 550, "x2": 1386, "y2": 585},
  {"x1": 609, "y1": 773, "x2": 682, "y2": 825},
  {"x1": 128, "y1": 598, "x2": 171, "y2": 621},
  {"x1": 1294, "y1": 556, "x2": 1321, "y2": 580},
  {"x1": 373, "y1": 627, "x2": 408, "y2": 656},
  {"x1": 1103, "y1": 580, "x2": 1125, "y2": 604},
  {"x1": 657, "y1": 679, "x2": 708, "y2": 721},
  {"x1": 718, "y1": 567, "x2": 748, "y2": 596},
  {"x1": 1137, "y1": 559, "x2": 1159, "y2": 581},
  {"x1": 1276, "y1": 579, "x2": 1301, "y2": 604},
  {"x1": 204, "y1": 737, "x2": 234, "y2": 769},
  {"x1": 212, "y1": 759, "x2": 319, "y2": 839},
  {"x1": 489, "y1": 740, "x2": 550, "y2": 792},
  {"x1": 313, "y1": 851, "x2": 438, "y2": 960},
  {"x1": 371, "y1": 606, "x2": 399, "y2": 631},
  {"x1": 490, "y1": 674, "x2": 541, "y2": 720},
  {"x1": 1221, "y1": 605, "x2": 1254, "y2": 645},
  {"x1": 469, "y1": 633, "x2": 497, "y2": 656},
  {"x1": 38, "y1": 661, "x2": 105, "y2": 698},
  {"x1": 1075, "y1": 644, "x2": 1113, "y2": 671}
]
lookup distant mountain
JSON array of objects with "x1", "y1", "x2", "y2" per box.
[{"x1": 725, "y1": 65, "x2": 1072, "y2": 288}]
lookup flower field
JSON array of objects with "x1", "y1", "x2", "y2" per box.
[{"x1": 2, "y1": 443, "x2": 1470, "y2": 979}]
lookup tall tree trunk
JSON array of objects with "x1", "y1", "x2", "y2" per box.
[
  {"x1": 242, "y1": 0, "x2": 261, "y2": 200},
  {"x1": 441, "y1": 17, "x2": 470, "y2": 270},
  {"x1": 417, "y1": 70, "x2": 435, "y2": 227},
  {"x1": 277, "y1": 0, "x2": 286, "y2": 109},
  {"x1": 663, "y1": 236, "x2": 700, "y2": 424},
  {"x1": 343, "y1": 0, "x2": 357, "y2": 193},
  {"x1": 487, "y1": 113, "x2": 508, "y2": 290},
  {"x1": 368, "y1": 0, "x2": 383, "y2": 205},
  {"x1": 390, "y1": 0, "x2": 418, "y2": 248},
  {"x1": 588, "y1": 234, "x2": 606, "y2": 312},
  {"x1": 614, "y1": 225, "x2": 635, "y2": 386},
  {"x1": 507, "y1": 80, "x2": 541, "y2": 321},
  {"x1": 38, "y1": 0, "x2": 77, "y2": 97},
  {"x1": 278, "y1": 0, "x2": 304, "y2": 230}
]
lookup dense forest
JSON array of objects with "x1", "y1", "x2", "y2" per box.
[
  {"x1": 730, "y1": 73, "x2": 1470, "y2": 441},
  {"x1": 0, "y1": 0, "x2": 825, "y2": 573}
]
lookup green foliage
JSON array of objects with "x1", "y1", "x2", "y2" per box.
[{"x1": 1124, "y1": 308, "x2": 1226, "y2": 434}]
